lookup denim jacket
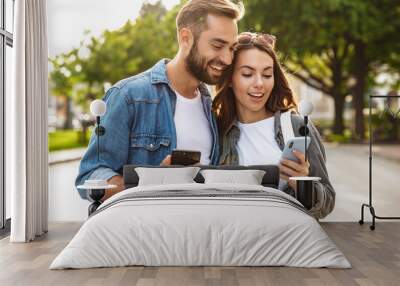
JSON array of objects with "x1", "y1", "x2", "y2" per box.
[
  {"x1": 219, "y1": 111, "x2": 335, "y2": 219},
  {"x1": 75, "y1": 59, "x2": 219, "y2": 199}
]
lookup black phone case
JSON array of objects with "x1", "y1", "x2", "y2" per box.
[{"x1": 171, "y1": 150, "x2": 201, "y2": 166}]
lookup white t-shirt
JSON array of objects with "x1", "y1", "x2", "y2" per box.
[
  {"x1": 174, "y1": 90, "x2": 212, "y2": 165},
  {"x1": 237, "y1": 117, "x2": 282, "y2": 166}
]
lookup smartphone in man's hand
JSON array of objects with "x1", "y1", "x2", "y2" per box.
[{"x1": 171, "y1": 149, "x2": 201, "y2": 166}]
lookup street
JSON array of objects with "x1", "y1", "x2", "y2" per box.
[{"x1": 49, "y1": 144, "x2": 400, "y2": 222}]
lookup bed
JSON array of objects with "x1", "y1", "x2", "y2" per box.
[{"x1": 50, "y1": 165, "x2": 350, "y2": 269}]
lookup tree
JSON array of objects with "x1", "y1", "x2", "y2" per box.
[
  {"x1": 139, "y1": 0, "x2": 167, "y2": 20},
  {"x1": 49, "y1": 48, "x2": 84, "y2": 129},
  {"x1": 49, "y1": 1, "x2": 180, "y2": 115},
  {"x1": 345, "y1": 0, "x2": 400, "y2": 140},
  {"x1": 242, "y1": 0, "x2": 400, "y2": 139}
]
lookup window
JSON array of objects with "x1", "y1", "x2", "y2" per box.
[
  {"x1": 5, "y1": 0, "x2": 13, "y2": 33},
  {"x1": 0, "y1": 0, "x2": 14, "y2": 235}
]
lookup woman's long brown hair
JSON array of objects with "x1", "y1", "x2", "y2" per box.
[{"x1": 213, "y1": 33, "x2": 297, "y2": 137}]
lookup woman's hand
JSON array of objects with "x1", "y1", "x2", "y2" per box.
[{"x1": 279, "y1": 150, "x2": 310, "y2": 192}]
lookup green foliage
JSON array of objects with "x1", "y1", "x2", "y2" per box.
[
  {"x1": 325, "y1": 131, "x2": 353, "y2": 143},
  {"x1": 49, "y1": 48, "x2": 83, "y2": 97},
  {"x1": 49, "y1": 1, "x2": 181, "y2": 113},
  {"x1": 241, "y1": 0, "x2": 400, "y2": 136},
  {"x1": 48, "y1": 129, "x2": 90, "y2": 152},
  {"x1": 243, "y1": 0, "x2": 398, "y2": 82},
  {"x1": 49, "y1": 0, "x2": 400, "y2": 139},
  {"x1": 370, "y1": 111, "x2": 400, "y2": 142}
]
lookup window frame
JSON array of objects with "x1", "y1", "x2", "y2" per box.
[{"x1": 0, "y1": 0, "x2": 14, "y2": 236}]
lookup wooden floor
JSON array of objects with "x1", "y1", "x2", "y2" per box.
[{"x1": 0, "y1": 222, "x2": 399, "y2": 286}]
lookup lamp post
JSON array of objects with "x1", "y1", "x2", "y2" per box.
[
  {"x1": 77, "y1": 100, "x2": 116, "y2": 216},
  {"x1": 290, "y1": 99, "x2": 320, "y2": 210},
  {"x1": 90, "y1": 99, "x2": 107, "y2": 162},
  {"x1": 298, "y1": 99, "x2": 314, "y2": 162}
]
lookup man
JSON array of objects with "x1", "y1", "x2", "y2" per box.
[{"x1": 75, "y1": 0, "x2": 244, "y2": 201}]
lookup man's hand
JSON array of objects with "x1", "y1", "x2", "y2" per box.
[
  {"x1": 160, "y1": 155, "x2": 172, "y2": 166},
  {"x1": 101, "y1": 175, "x2": 125, "y2": 202},
  {"x1": 279, "y1": 150, "x2": 310, "y2": 192}
]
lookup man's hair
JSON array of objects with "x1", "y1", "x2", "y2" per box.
[{"x1": 176, "y1": 0, "x2": 244, "y2": 38}]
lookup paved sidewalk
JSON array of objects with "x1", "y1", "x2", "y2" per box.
[
  {"x1": 48, "y1": 143, "x2": 400, "y2": 165},
  {"x1": 321, "y1": 143, "x2": 400, "y2": 222},
  {"x1": 370, "y1": 144, "x2": 400, "y2": 162},
  {"x1": 49, "y1": 148, "x2": 86, "y2": 165},
  {"x1": 49, "y1": 143, "x2": 400, "y2": 222},
  {"x1": 324, "y1": 143, "x2": 400, "y2": 162}
]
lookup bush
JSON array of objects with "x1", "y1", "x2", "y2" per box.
[
  {"x1": 325, "y1": 131, "x2": 353, "y2": 143},
  {"x1": 370, "y1": 112, "x2": 400, "y2": 142},
  {"x1": 49, "y1": 129, "x2": 90, "y2": 152}
]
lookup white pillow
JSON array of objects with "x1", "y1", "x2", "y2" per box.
[
  {"x1": 200, "y1": 169, "x2": 266, "y2": 185},
  {"x1": 135, "y1": 167, "x2": 201, "y2": 186}
]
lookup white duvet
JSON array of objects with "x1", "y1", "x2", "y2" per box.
[{"x1": 50, "y1": 183, "x2": 350, "y2": 269}]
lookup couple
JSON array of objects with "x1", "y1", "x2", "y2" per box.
[{"x1": 76, "y1": 0, "x2": 334, "y2": 219}]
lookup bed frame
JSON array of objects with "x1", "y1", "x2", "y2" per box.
[{"x1": 87, "y1": 165, "x2": 280, "y2": 216}]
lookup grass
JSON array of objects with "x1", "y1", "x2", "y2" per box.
[
  {"x1": 48, "y1": 129, "x2": 90, "y2": 152},
  {"x1": 325, "y1": 131, "x2": 353, "y2": 143},
  {"x1": 313, "y1": 119, "x2": 358, "y2": 143}
]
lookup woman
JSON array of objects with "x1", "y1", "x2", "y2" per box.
[{"x1": 213, "y1": 32, "x2": 334, "y2": 219}]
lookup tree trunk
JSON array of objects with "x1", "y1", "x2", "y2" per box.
[
  {"x1": 333, "y1": 93, "x2": 345, "y2": 134},
  {"x1": 63, "y1": 96, "x2": 73, "y2": 130},
  {"x1": 352, "y1": 41, "x2": 368, "y2": 141},
  {"x1": 330, "y1": 53, "x2": 345, "y2": 135}
]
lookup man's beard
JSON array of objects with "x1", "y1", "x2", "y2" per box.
[{"x1": 185, "y1": 41, "x2": 223, "y2": 85}]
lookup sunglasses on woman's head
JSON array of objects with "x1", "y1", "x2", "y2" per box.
[{"x1": 237, "y1": 32, "x2": 276, "y2": 49}]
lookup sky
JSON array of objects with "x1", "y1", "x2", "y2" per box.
[{"x1": 47, "y1": 0, "x2": 180, "y2": 57}]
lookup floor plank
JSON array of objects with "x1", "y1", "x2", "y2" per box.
[{"x1": 0, "y1": 222, "x2": 399, "y2": 286}]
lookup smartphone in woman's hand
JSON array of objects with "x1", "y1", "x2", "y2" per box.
[{"x1": 281, "y1": 137, "x2": 311, "y2": 163}]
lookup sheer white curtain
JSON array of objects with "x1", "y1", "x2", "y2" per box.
[{"x1": 9, "y1": 0, "x2": 49, "y2": 242}]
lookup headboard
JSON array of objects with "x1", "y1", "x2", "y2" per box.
[{"x1": 123, "y1": 165, "x2": 280, "y2": 189}]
